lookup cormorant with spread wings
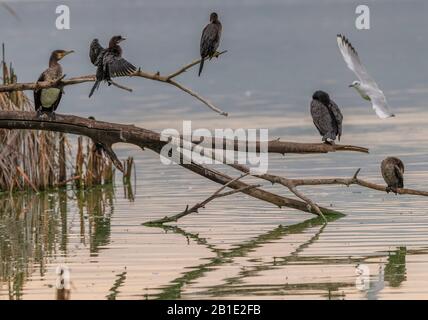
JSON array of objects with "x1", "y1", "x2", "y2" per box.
[{"x1": 89, "y1": 35, "x2": 136, "y2": 97}]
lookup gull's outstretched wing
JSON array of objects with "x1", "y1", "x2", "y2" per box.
[
  {"x1": 369, "y1": 89, "x2": 394, "y2": 119},
  {"x1": 337, "y1": 34, "x2": 394, "y2": 119},
  {"x1": 337, "y1": 34, "x2": 374, "y2": 85}
]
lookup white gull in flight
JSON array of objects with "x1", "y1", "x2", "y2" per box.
[{"x1": 337, "y1": 34, "x2": 395, "y2": 119}]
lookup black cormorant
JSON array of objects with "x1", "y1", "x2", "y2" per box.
[
  {"x1": 34, "y1": 50, "x2": 74, "y2": 118},
  {"x1": 381, "y1": 157, "x2": 404, "y2": 194},
  {"x1": 310, "y1": 90, "x2": 343, "y2": 144},
  {"x1": 89, "y1": 35, "x2": 136, "y2": 97},
  {"x1": 199, "y1": 12, "x2": 222, "y2": 76}
]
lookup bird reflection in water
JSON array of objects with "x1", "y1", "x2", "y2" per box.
[{"x1": 55, "y1": 264, "x2": 72, "y2": 300}]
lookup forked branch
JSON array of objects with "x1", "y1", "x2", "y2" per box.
[
  {"x1": 0, "y1": 53, "x2": 228, "y2": 116},
  {"x1": 0, "y1": 111, "x2": 354, "y2": 217}
]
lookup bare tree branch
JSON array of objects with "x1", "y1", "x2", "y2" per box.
[
  {"x1": 288, "y1": 168, "x2": 428, "y2": 197},
  {"x1": 0, "y1": 111, "x2": 368, "y2": 156},
  {"x1": 0, "y1": 111, "x2": 349, "y2": 217},
  {"x1": 165, "y1": 50, "x2": 227, "y2": 80},
  {"x1": 0, "y1": 55, "x2": 229, "y2": 116}
]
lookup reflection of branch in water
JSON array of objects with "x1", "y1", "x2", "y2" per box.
[
  {"x1": 203, "y1": 218, "x2": 330, "y2": 297},
  {"x1": 106, "y1": 269, "x2": 128, "y2": 300},
  {"x1": 150, "y1": 213, "x2": 343, "y2": 299},
  {"x1": 159, "y1": 224, "x2": 222, "y2": 256},
  {"x1": 152, "y1": 212, "x2": 424, "y2": 299}
]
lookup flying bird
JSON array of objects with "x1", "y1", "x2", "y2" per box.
[
  {"x1": 336, "y1": 34, "x2": 395, "y2": 119},
  {"x1": 89, "y1": 35, "x2": 136, "y2": 98},
  {"x1": 199, "y1": 12, "x2": 222, "y2": 76},
  {"x1": 34, "y1": 49, "x2": 74, "y2": 118},
  {"x1": 310, "y1": 90, "x2": 343, "y2": 144},
  {"x1": 381, "y1": 157, "x2": 404, "y2": 194}
]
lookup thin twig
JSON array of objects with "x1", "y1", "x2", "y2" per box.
[
  {"x1": 227, "y1": 163, "x2": 327, "y2": 221},
  {"x1": 289, "y1": 168, "x2": 428, "y2": 196},
  {"x1": 166, "y1": 50, "x2": 228, "y2": 80},
  {"x1": 109, "y1": 80, "x2": 133, "y2": 93}
]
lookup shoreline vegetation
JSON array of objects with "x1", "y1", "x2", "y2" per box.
[{"x1": 0, "y1": 45, "x2": 134, "y2": 193}]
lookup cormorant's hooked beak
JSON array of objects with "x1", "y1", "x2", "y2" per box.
[
  {"x1": 118, "y1": 37, "x2": 126, "y2": 42},
  {"x1": 348, "y1": 84, "x2": 354, "y2": 88},
  {"x1": 62, "y1": 50, "x2": 74, "y2": 58}
]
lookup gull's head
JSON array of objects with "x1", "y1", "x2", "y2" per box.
[
  {"x1": 349, "y1": 80, "x2": 361, "y2": 88},
  {"x1": 312, "y1": 90, "x2": 330, "y2": 106}
]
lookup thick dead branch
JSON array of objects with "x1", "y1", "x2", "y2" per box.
[
  {"x1": 144, "y1": 173, "x2": 259, "y2": 225},
  {"x1": 0, "y1": 111, "x2": 367, "y2": 156},
  {"x1": 0, "y1": 111, "x2": 351, "y2": 216},
  {"x1": 184, "y1": 136, "x2": 368, "y2": 154},
  {"x1": 0, "y1": 55, "x2": 228, "y2": 116}
]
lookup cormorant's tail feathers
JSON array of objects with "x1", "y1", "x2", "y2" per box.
[
  {"x1": 198, "y1": 59, "x2": 204, "y2": 77},
  {"x1": 89, "y1": 81, "x2": 100, "y2": 98}
]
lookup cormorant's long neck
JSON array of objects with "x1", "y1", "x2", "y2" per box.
[
  {"x1": 49, "y1": 55, "x2": 60, "y2": 68},
  {"x1": 109, "y1": 44, "x2": 122, "y2": 56}
]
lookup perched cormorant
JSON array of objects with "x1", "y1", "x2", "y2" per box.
[
  {"x1": 34, "y1": 50, "x2": 74, "y2": 118},
  {"x1": 310, "y1": 90, "x2": 343, "y2": 143},
  {"x1": 381, "y1": 157, "x2": 404, "y2": 194},
  {"x1": 89, "y1": 35, "x2": 136, "y2": 97},
  {"x1": 199, "y1": 12, "x2": 222, "y2": 76}
]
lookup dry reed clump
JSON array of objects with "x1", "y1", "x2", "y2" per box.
[
  {"x1": 0, "y1": 45, "x2": 131, "y2": 192},
  {"x1": 0, "y1": 57, "x2": 68, "y2": 192}
]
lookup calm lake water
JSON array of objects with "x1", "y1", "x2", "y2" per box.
[{"x1": 2, "y1": 0, "x2": 428, "y2": 299}]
